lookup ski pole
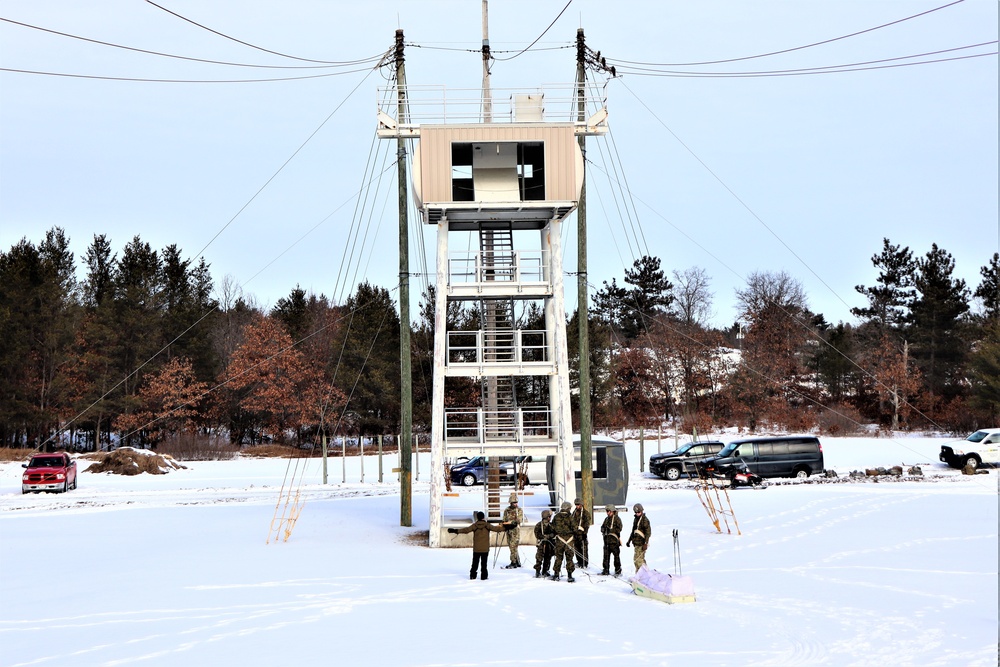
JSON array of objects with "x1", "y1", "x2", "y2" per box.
[
  {"x1": 672, "y1": 528, "x2": 682, "y2": 576},
  {"x1": 492, "y1": 528, "x2": 508, "y2": 568}
]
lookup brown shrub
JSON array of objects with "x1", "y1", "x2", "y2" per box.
[
  {"x1": 678, "y1": 412, "x2": 716, "y2": 438},
  {"x1": 817, "y1": 403, "x2": 868, "y2": 436},
  {"x1": 241, "y1": 444, "x2": 302, "y2": 458},
  {"x1": 84, "y1": 448, "x2": 186, "y2": 475},
  {"x1": 155, "y1": 433, "x2": 238, "y2": 461},
  {"x1": 0, "y1": 448, "x2": 36, "y2": 463}
]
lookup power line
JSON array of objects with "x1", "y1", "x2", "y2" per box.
[
  {"x1": 191, "y1": 63, "x2": 382, "y2": 262},
  {"x1": 145, "y1": 0, "x2": 350, "y2": 65},
  {"x1": 0, "y1": 66, "x2": 379, "y2": 83},
  {"x1": 0, "y1": 16, "x2": 384, "y2": 69},
  {"x1": 608, "y1": 0, "x2": 969, "y2": 67},
  {"x1": 491, "y1": 0, "x2": 575, "y2": 62},
  {"x1": 612, "y1": 43, "x2": 998, "y2": 78},
  {"x1": 619, "y1": 78, "x2": 857, "y2": 317}
]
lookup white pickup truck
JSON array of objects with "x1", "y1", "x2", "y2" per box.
[{"x1": 939, "y1": 428, "x2": 1000, "y2": 469}]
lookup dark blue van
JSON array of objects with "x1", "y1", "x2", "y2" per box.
[{"x1": 700, "y1": 436, "x2": 824, "y2": 479}]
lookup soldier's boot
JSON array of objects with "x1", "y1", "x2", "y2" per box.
[
  {"x1": 615, "y1": 569, "x2": 622, "y2": 577},
  {"x1": 534, "y1": 567, "x2": 542, "y2": 578},
  {"x1": 600, "y1": 569, "x2": 610, "y2": 576},
  {"x1": 550, "y1": 572, "x2": 561, "y2": 581},
  {"x1": 470, "y1": 572, "x2": 477, "y2": 580},
  {"x1": 567, "y1": 573, "x2": 575, "y2": 582},
  {"x1": 503, "y1": 564, "x2": 517, "y2": 569},
  {"x1": 481, "y1": 573, "x2": 488, "y2": 580},
  {"x1": 541, "y1": 570, "x2": 551, "y2": 577}
]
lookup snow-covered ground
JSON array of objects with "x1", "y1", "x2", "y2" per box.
[{"x1": 1, "y1": 436, "x2": 997, "y2": 667}]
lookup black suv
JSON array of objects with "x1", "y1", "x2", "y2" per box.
[{"x1": 649, "y1": 441, "x2": 725, "y2": 480}]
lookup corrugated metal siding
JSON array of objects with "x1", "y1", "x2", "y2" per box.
[{"x1": 419, "y1": 125, "x2": 579, "y2": 203}]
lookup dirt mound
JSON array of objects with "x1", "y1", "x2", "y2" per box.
[{"x1": 84, "y1": 447, "x2": 186, "y2": 476}]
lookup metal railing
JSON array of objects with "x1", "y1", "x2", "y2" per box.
[
  {"x1": 444, "y1": 407, "x2": 553, "y2": 443},
  {"x1": 448, "y1": 250, "x2": 547, "y2": 285},
  {"x1": 378, "y1": 84, "x2": 609, "y2": 126},
  {"x1": 447, "y1": 329, "x2": 548, "y2": 365}
]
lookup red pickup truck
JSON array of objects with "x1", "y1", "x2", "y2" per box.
[{"x1": 22, "y1": 452, "x2": 78, "y2": 493}]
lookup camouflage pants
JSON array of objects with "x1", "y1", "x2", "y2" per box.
[
  {"x1": 506, "y1": 528, "x2": 520, "y2": 566},
  {"x1": 633, "y1": 543, "x2": 647, "y2": 572},
  {"x1": 573, "y1": 531, "x2": 589, "y2": 567},
  {"x1": 552, "y1": 535, "x2": 576, "y2": 576},
  {"x1": 534, "y1": 542, "x2": 553, "y2": 573},
  {"x1": 603, "y1": 538, "x2": 622, "y2": 573}
]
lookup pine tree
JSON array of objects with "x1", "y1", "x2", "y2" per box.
[
  {"x1": 272, "y1": 285, "x2": 310, "y2": 342},
  {"x1": 907, "y1": 244, "x2": 971, "y2": 407},
  {"x1": 113, "y1": 236, "x2": 164, "y2": 398},
  {"x1": 622, "y1": 255, "x2": 674, "y2": 341},
  {"x1": 968, "y1": 322, "x2": 1000, "y2": 422},
  {"x1": 852, "y1": 238, "x2": 915, "y2": 332},
  {"x1": 331, "y1": 282, "x2": 401, "y2": 435},
  {"x1": 974, "y1": 252, "x2": 1000, "y2": 322}
]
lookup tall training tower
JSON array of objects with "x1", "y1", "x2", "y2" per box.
[{"x1": 377, "y1": 30, "x2": 608, "y2": 547}]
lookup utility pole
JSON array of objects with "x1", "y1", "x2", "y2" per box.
[
  {"x1": 481, "y1": 0, "x2": 492, "y2": 122},
  {"x1": 576, "y1": 28, "x2": 593, "y2": 513},
  {"x1": 395, "y1": 29, "x2": 413, "y2": 527}
]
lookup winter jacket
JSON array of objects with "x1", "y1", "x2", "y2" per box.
[
  {"x1": 601, "y1": 513, "x2": 623, "y2": 545},
  {"x1": 572, "y1": 506, "x2": 592, "y2": 533},
  {"x1": 455, "y1": 519, "x2": 505, "y2": 553},
  {"x1": 551, "y1": 509, "x2": 575, "y2": 538},
  {"x1": 628, "y1": 513, "x2": 651, "y2": 547},
  {"x1": 534, "y1": 518, "x2": 555, "y2": 544},
  {"x1": 502, "y1": 505, "x2": 523, "y2": 530}
]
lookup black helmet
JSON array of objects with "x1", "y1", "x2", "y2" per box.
[{"x1": 633, "y1": 503, "x2": 643, "y2": 513}]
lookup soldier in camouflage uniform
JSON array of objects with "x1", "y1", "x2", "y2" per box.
[
  {"x1": 533, "y1": 509, "x2": 555, "y2": 578},
  {"x1": 572, "y1": 497, "x2": 592, "y2": 568},
  {"x1": 501, "y1": 493, "x2": 523, "y2": 568},
  {"x1": 549, "y1": 501, "x2": 576, "y2": 582},
  {"x1": 626, "y1": 503, "x2": 651, "y2": 573},
  {"x1": 600, "y1": 503, "x2": 623, "y2": 576}
]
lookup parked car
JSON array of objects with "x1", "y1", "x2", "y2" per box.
[
  {"x1": 649, "y1": 441, "x2": 726, "y2": 480},
  {"x1": 697, "y1": 436, "x2": 824, "y2": 479},
  {"x1": 939, "y1": 428, "x2": 1000, "y2": 469},
  {"x1": 22, "y1": 452, "x2": 78, "y2": 493},
  {"x1": 449, "y1": 457, "x2": 516, "y2": 487}
]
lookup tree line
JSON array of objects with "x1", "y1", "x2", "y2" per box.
[
  {"x1": 1, "y1": 228, "x2": 997, "y2": 450},
  {"x1": 582, "y1": 242, "x2": 999, "y2": 435}
]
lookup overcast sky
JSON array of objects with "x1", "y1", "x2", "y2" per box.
[{"x1": 1, "y1": 0, "x2": 997, "y2": 328}]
